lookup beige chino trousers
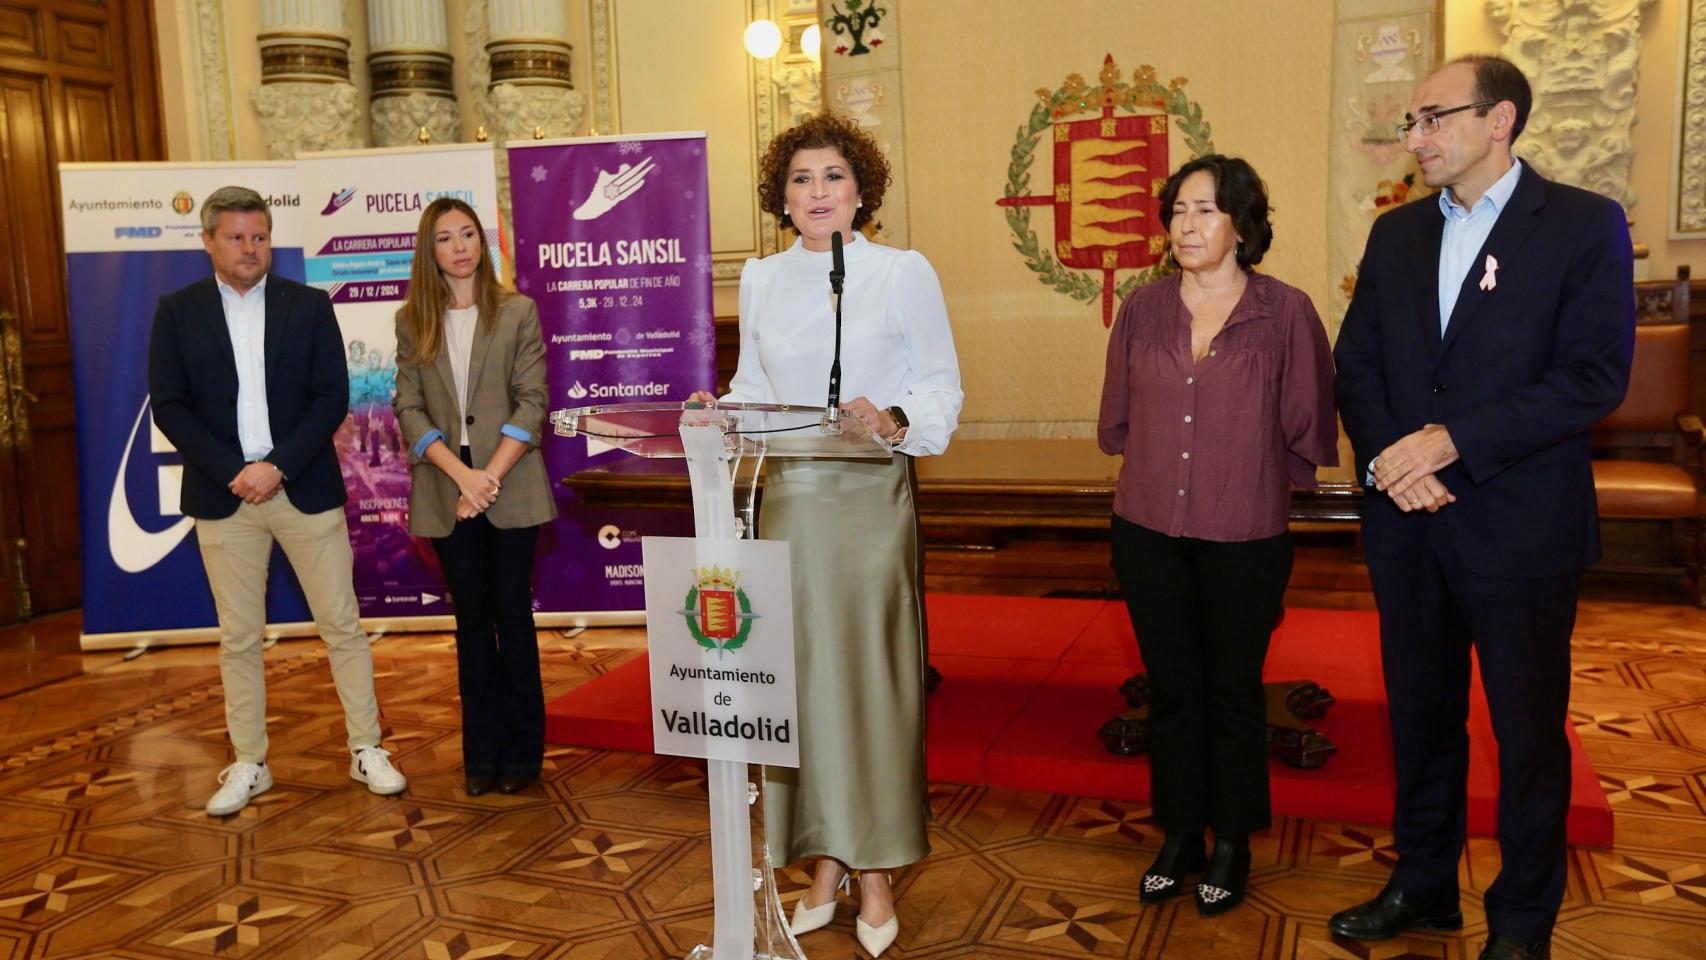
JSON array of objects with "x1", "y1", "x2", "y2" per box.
[{"x1": 195, "y1": 495, "x2": 380, "y2": 763}]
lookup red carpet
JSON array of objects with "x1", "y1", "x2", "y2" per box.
[{"x1": 546, "y1": 595, "x2": 1613, "y2": 847}]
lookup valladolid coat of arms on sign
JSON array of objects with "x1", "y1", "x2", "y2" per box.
[
  {"x1": 997, "y1": 54, "x2": 1215, "y2": 327},
  {"x1": 678, "y1": 565, "x2": 759, "y2": 656}
]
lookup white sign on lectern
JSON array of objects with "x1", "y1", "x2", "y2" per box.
[{"x1": 642, "y1": 536, "x2": 799, "y2": 768}]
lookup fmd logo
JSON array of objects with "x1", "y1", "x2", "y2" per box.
[{"x1": 114, "y1": 226, "x2": 163, "y2": 239}]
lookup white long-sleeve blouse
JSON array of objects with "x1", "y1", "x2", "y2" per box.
[{"x1": 722, "y1": 234, "x2": 963, "y2": 456}]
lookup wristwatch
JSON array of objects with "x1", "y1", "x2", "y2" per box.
[{"x1": 885, "y1": 405, "x2": 909, "y2": 441}]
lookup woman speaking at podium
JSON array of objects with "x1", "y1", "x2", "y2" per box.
[
  {"x1": 393, "y1": 198, "x2": 557, "y2": 798},
  {"x1": 690, "y1": 113, "x2": 962, "y2": 957}
]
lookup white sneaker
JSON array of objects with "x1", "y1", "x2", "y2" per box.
[
  {"x1": 206, "y1": 761, "x2": 272, "y2": 816},
  {"x1": 350, "y1": 745, "x2": 406, "y2": 795}
]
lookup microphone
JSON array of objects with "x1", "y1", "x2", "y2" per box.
[
  {"x1": 829, "y1": 229, "x2": 845, "y2": 294},
  {"x1": 825, "y1": 230, "x2": 846, "y2": 424}
]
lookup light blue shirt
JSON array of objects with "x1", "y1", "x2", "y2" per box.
[{"x1": 1437, "y1": 158, "x2": 1523, "y2": 336}]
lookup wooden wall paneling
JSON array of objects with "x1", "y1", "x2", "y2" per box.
[
  {"x1": 54, "y1": 17, "x2": 107, "y2": 70},
  {"x1": 0, "y1": 6, "x2": 40, "y2": 58},
  {"x1": 0, "y1": 0, "x2": 163, "y2": 618},
  {"x1": 63, "y1": 82, "x2": 114, "y2": 160}
]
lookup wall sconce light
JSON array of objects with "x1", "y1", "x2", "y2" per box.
[
  {"x1": 801, "y1": 24, "x2": 821, "y2": 64},
  {"x1": 744, "y1": 19, "x2": 783, "y2": 59}
]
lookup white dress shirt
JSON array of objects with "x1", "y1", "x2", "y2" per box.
[
  {"x1": 444, "y1": 304, "x2": 479, "y2": 446},
  {"x1": 216, "y1": 275, "x2": 274, "y2": 460},
  {"x1": 1438, "y1": 158, "x2": 1523, "y2": 336},
  {"x1": 723, "y1": 235, "x2": 963, "y2": 456}
]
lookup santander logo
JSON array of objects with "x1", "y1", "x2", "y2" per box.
[
  {"x1": 108, "y1": 399, "x2": 194, "y2": 573},
  {"x1": 320, "y1": 187, "x2": 358, "y2": 215}
]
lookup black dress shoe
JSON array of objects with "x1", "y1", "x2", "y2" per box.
[
  {"x1": 1328, "y1": 884, "x2": 1462, "y2": 940},
  {"x1": 465, "y1": 775, "x2": 495, "y2": 796},
  {"x1": 1140, "y1": 832, "x2": 1207, "y2": 904},
  {"x1": 495, "y1": 776, "x2": 534, "y2": 794},
  {"x1": 1195, "y1": 838, "x2": 1251, "y2": 917},
  {"x1": 1479, "y1": 935, "x2": 1549, "y2": 959}
]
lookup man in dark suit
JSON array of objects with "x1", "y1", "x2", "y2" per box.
[
  {"x1": 1331, "y1": 56, "x2": 1634, "y2": 960},
  {"x1": 149, "y1": 186, "x2": 407, "y2": 816}
]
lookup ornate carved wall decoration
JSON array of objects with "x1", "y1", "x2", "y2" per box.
[
  {"x1": 1328, "y1": 2, "x2": 1437, "y2": 340},
  {"x1": 1487, "y1": 0, "x2": 1654, "y2": 210},
  {"x1": 821, "y1": 0, "x2": 907, "y2": 247},
  {"x1": 773, "y1": 62, "x2": 822, "y2": 128},
  {"x1": 190, "y1": 0, "x2": 236, "y2": 160},
  {"x1": 588, "y1": 0, "x2": 618, "y2": 135},
  {"x1": 1672, "y1": 0, "x2": 1706, "y2": 236},
  {"x1": 253, "y1": 0, "x2": 365, "y2": 158},
  {"x1": 367, "y1": 0, "x2": 459, "y2": 147}
]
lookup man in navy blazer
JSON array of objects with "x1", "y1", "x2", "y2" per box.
[
  {"x1": 1331, "y1": 57, "x2": 1634, "y2": 960},
  {"x1": 149, "y1": 186, "x2": 407, "y2": 816}
]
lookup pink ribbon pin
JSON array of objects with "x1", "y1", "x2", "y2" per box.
[{"x1": 1478, "y1": 254, "x2": 1499, "y2": 291}]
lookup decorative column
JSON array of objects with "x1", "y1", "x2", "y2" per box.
[
  {"x1": 482, "y1": 0, "x2": 584, "y2": 140},
  {"x1": 466, "y1": 0, "x2": 584, "y2": 271},
  {"x1": 252, "y1": 0, "x2": 365, "y2": 157},
  {"x1": 367, "y1": 0, "x2": 459, "y2": 146},
  {"x1": 1487, "y1": 0, "x2": 1654, "y2": 209}
]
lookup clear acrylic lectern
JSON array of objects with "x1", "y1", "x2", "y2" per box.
[{"x1": 550, "y1": 400, "x2": 891, "y2": 960}]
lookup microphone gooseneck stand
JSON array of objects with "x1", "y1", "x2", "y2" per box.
[{"x1": 823, "y1": 230, "x2": 845, "y2": 429}]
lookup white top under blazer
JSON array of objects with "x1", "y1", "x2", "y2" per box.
[{"x1": 723, "y1": 234, "x2": 963, "y2": 456}]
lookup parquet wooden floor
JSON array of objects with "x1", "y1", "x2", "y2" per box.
[{"x1": 3, "y1": 554, "x2": 1705, "y2": 958}]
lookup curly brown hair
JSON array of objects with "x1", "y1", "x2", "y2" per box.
[{"x1": 757, "y1": 113, "x2": 890, "y2": 232}]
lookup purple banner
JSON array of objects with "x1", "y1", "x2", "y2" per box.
[{"x1": 509, "y1": 134, "x2": 717, "y2": 613}]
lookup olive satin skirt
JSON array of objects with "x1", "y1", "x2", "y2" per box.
[{"x1": 759, "y1": 454, "x2": 931, "y2": 869}]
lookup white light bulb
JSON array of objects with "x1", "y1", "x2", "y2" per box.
[
  {"x1": 801, "y1": 24, "x2": 821, "y2": 63},
  {"x1": 744, "y1": 19, "x2": 783, "y2": 60}
]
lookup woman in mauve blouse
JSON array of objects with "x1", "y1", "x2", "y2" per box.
[{"x1": 1097, "y1": 154, "x2": 1338, "y2": 919}]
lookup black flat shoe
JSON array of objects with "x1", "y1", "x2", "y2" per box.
[
  {"x1": 1479, "y1": 935, "x2": 1549, "y2": 959},
  {"x1": 1328, "y1": 883, "x2": 1462, "y2": 940},
  {"x1": 1140, "y1": 832, "x2": 1207, "y2": 904},
  {"x1": 495, "y1": 776, "x2": 534, "y2": 794},
  {"x1": 465, "y1": 775, "x2": 495, "y2": 797},
  {"x1": 1195, "y1": 838, "x2": 1251, "y2": 917}
]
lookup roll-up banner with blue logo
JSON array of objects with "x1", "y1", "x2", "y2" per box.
[{"x1": 61, "y1": 162, "x2": 318, "y2": 650}]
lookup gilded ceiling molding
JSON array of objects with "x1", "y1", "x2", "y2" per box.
[
  {"x1": 1487, "y1": 0, "x2": 1653, "y2": 210},
  {"x1": 252, "y1": 0, "x2": 366, "y2": 158},
  {"x1": 1672, "y1": 0, "x2": 1706, "y2": 236}
]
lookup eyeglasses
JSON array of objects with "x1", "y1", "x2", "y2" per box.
[{"x1": 1394, "y1": 100, "x2": 1499, "y2": 139}]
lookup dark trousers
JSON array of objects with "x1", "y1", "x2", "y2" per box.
[
  {"x1": 1110, "y1": 516, "x2": 1293, "y2": 838},
  {"x1": 432, "y1": 449, "x2": 545, "y2": 779},
  {"x1": 1368, "y1": 518, "x2": 1577, "y2": 944}
]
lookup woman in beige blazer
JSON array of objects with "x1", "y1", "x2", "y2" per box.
[{"x1": 393, "y1": 197, "x2": 557, "y2": 797}]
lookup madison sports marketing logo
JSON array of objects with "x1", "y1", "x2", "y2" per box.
[{"x1": 321, "y1": 187, "x2": 358, "y2": 215}]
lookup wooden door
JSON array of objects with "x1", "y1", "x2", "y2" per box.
[{"x1": 0, "y1": 0, "x2": 162, "y2": 619}]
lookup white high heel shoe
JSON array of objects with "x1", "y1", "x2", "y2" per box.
[
  {"x1": 855, "y1": 872, "x2": 900, "y2": 957},
  {"x1": 788, "y1": 869, "x2": 850, "y2": 936}
]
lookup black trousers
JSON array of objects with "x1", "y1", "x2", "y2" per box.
[
  {"x1": 1110, "y1": 516, "x2": 1293, "y2": 838},
  {"x1": 1368, "y1": 518, "x2": 1577, "y2": 944},
  {"x1": 431, "y1": 449, "x2": 545, "y2": 778}
]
